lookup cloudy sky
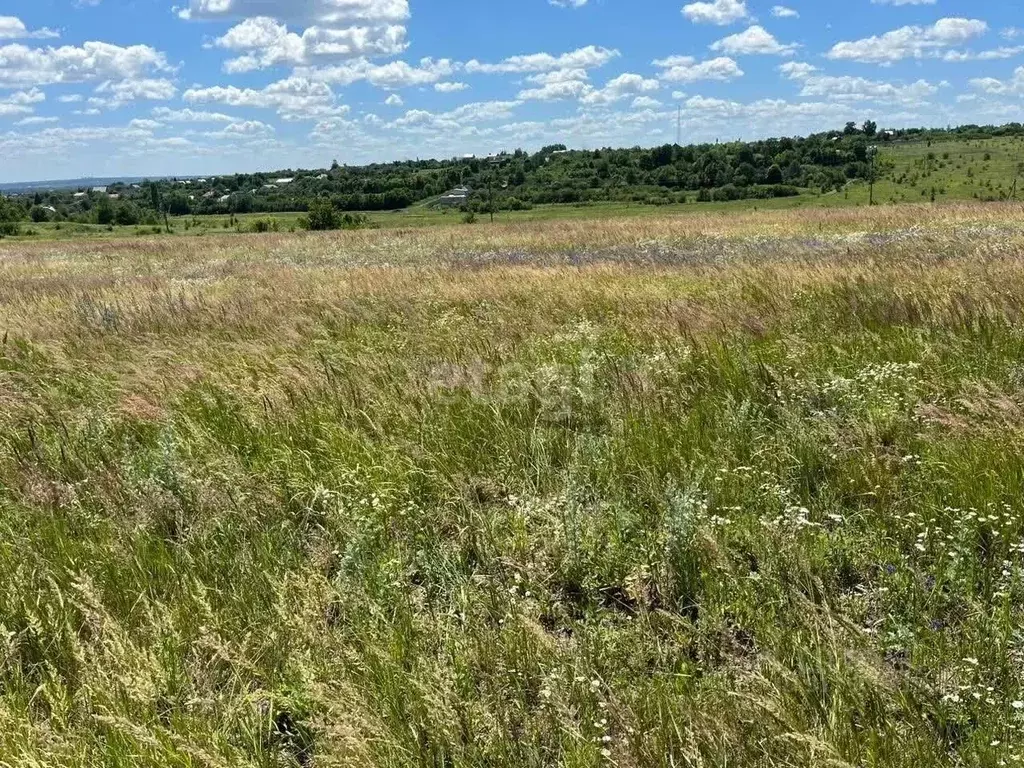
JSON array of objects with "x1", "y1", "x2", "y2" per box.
[{"x1": 1, "y1": 0, "x2": 1022, "y2": 181}]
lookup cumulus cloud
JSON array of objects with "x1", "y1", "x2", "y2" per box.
[
  {"x1": 0, "y1": 16, "x2": 58, "y2": 40},
  {"x1": 178, "y1": 0, "x2": 409, "y2": 25},
  {"x1": 465, "y1": 45, "x2": 618, "y2": 74},
  {"x1": 969, "y1": 66, "x2": 1024, "y2": 96},
  {"x1": 710, "y1": 25, "x2": 798, "y2": 56},
  {"x1": 682, "y1": 0, "x2": 748, "y2": 25},
  {"x1": 90, "y1": 78, "x2": 178, "y2": 108},
  {"x1": 0, "y1": 41, "x2": 171, "y2": 88},
  {"x1": 827, "y1": 18, "x2": 988, "y2": 64},
  {"x1": 184, "y1": 76, "x2": 347, "y2": 120},
  {"x1": 152, "y1": 107, "x2": 236, "y2": 122},
  {"x1": 0, "y1": 87, "x2": 45, "y2": 117},
  {"x1": 798, "y1": 74, "x2": 939, "y2": 103},
  {"x1": 212, "y1": 16, "x2": 407, "y2": 72},
  {"x1": 298, "y1": 57, "x2": 456, "y2": 88},
  {"x1": 653, "y1": 55, "x2": 744, "y2": 83},
  {"x1": 580, "y1": 72, "x2": 659, "y2": 105}
]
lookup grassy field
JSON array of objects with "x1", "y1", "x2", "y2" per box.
[
  {"x1": 4, "y1": 203, "x2": 1024, "y2": 766},
  {"x1": 8, "y1": 135, "x2": 1024, "y2": 243}
]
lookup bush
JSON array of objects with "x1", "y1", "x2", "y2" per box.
[
  {"x1": 338, "y1": 213, "x2": 377, "y2": 230},
  {"x1": 250, "y1": 218, "x2": 280, "y2": 233},
  {"x1": 462, "y1": 211, "x2": 477, "y2": 224},
  {"x1": 29, "y1": 206, "x2": 50, "y2": 223},
  {"x1": 305, "y1": 199, "x2": 338, "y2": 231}
]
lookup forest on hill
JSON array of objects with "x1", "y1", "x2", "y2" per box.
[{"x1": 1, "y1": 121, "x2": 1023, "y2": 231}]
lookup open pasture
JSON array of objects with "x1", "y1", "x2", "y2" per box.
[{"x1": 3, "y1": 203, "x2": 1024, "y2": 766}]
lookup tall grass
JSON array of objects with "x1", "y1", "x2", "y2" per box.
[{"x1": 2, "y1": 204, "x2": 1024, "y2": 766}]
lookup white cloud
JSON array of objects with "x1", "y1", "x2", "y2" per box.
[
  {"x1": 654, "y1": 55, "x2": 744, "y2": 83},
  {"x1": 384, "y1": 92, "x2": 403, "y2": 105},
  {"x1": 207, "y1": 119, "x2": 276, "y2": 139},
  {"x1": 771, "y1": 6, "x2": 798, "y2": 18},
  {"x1": 184, "y1": 76, "x2": 346, "y2": 120},
  {"x1": 871, "y1": 0, "x2": 936, "y2": 5},
  {"x1": 178, "y1": 0, "x2": 410, "y2": 25},
  {"x1": 152, "y1": 107, "x2": 236, "y2": 122},
  {"x1": 0, "y1": 16, "x2": 58, "y2": 40},
  {"x1": 0, "y1": 41, "x2": 171, "y2": 88},
  {"x1": 0, "y1": 87, "x2": 44, "y2": 117},
  {"x1": 90, "y1": 78, "x2": 177, "y2": 108},
  {"x1": 682, "y1": 0, "x2": 748, "y2": 26},
  {"x1": 778, "y1": 61, "x2": 817, "y2": 79},
  {"x1": 518, "y1": 77, "x2": 590, "y2": 101},
  {"x1": 465, "y1": 45, "x2": 619, "y2": 74},
  {"x1": 580, "y1": 72, "x2": 660, "y2": 105},
  {"x1": 942, "y1": 47, "x2": 1024, "y2": 62},
  {"x1": 827, "y1": 18, "x2": 988, "y2": 64},
  {"x1": 298, "y1": 57, "x2": 456, "y2": 88},
  {"x1": 969, "y1": 66, "x2": 1024, "y2": 96},
  {"x1": 213, "y1": 16, "x2": 407, "y2": 72},
  {"x1": 798, "y1": 74, "x2": 939, "y2": 103},
  {"x1": 710, "y1": 26, "x2": 798, "y2": 56},
  {"x1": 434, "y1": 81, "x2": 468, "y2": 92},
  {"x1": 391, "y1": 99, "x2": 521, "y2": 130}
]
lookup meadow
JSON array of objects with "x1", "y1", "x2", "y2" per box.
[{"x1": 3, "y1": 203, "x2": 1024, "y2": 766}]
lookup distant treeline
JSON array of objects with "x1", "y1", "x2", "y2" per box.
[{"x1": 2, "y1": 121, "x2": 1024, "y2": 229}]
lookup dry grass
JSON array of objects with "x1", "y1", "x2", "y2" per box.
[{"x1": 3, "y1": 202, "x2": 1024, "y2": 766}]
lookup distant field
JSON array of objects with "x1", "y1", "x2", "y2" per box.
[
  {"x1": 5, "y1": 204, "x2": 1024, "y2": 765},
  {"x1": 5, "y1": 136, "x2": 1024, "y2": 243}
]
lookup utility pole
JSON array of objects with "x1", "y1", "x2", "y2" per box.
[
  {"x1": 488, "y1": 174, "x2": 494, "y2": 223},
  {"x1": 868, "y1": 145, "x2": 878, "y2": 206}
]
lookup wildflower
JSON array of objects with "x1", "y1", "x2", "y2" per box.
[{"x1": 1012, "y1": 701, "x2": 1024, "y2": 710}]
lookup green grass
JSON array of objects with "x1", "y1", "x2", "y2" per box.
[
  {"x1": 4, "y1": 206, "x2": 1024, "y2": 765},
  {"x1": 850, "y1": 135, "x2": 1024, "y2": 206}
]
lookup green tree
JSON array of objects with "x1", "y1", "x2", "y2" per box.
[
  {"x1": 114, "y1": 202, "x2": 141, "y2": 226},
  {"x1": 95, "y1": 197, "x2": 115, "y2": 226},
  {"x1": 305, "y1": 198, "x2": 339, "y2": 231}
]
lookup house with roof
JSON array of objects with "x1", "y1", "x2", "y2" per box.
[{"x1": 436, "y1": 186, "x2": 471, "y2": 207}]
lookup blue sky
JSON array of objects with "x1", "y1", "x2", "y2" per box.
[{"x1": 1, "y1": 0, "x2": 1022, "y2": 181}]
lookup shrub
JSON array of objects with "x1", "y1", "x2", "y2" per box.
[
  {"x1": 250, "y1": 218, "x2": 280, "y2": 234},
  {"x1": 305, "y1": 199, "x2": 338, "y2": 231}
]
